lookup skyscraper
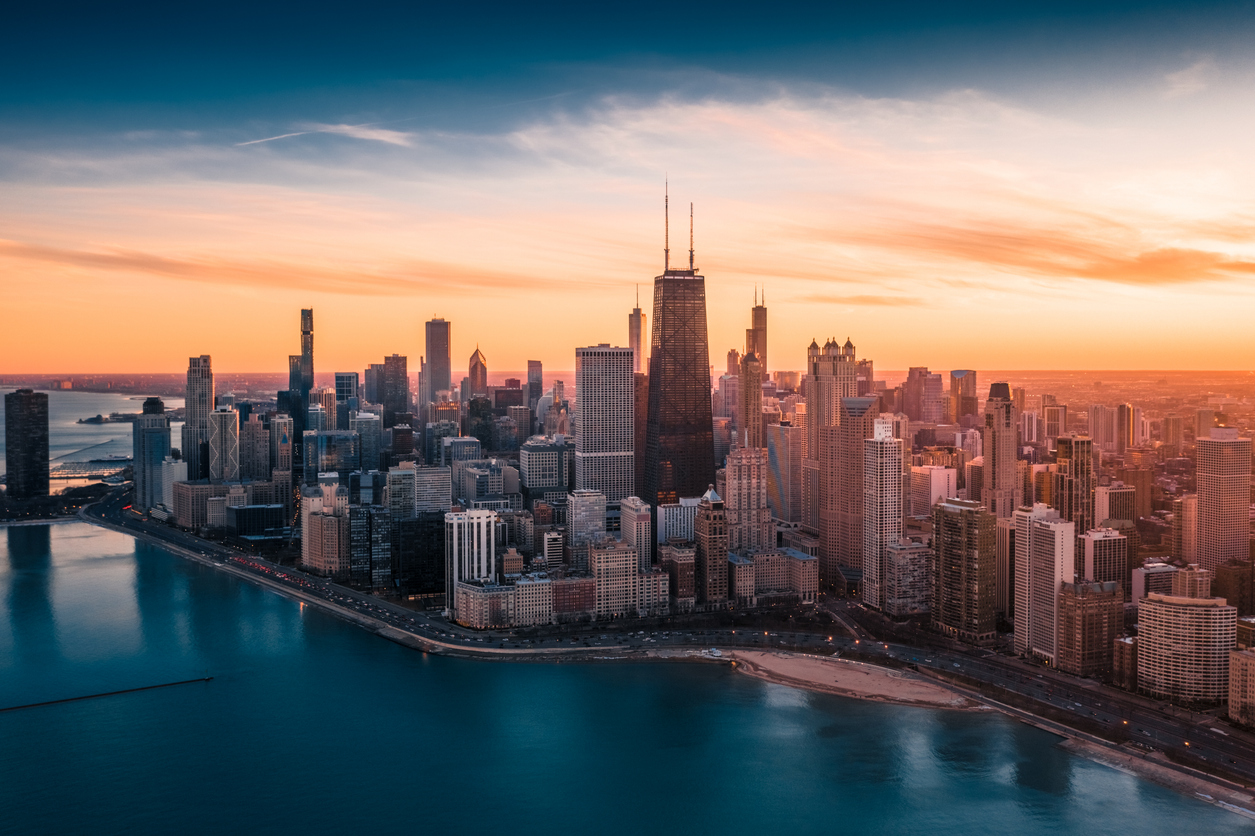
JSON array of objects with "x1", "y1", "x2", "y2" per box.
[
  {"x1": 208, "y1": 407, "x2": 240, "y2": 482},
  {"x1": 4, "y1": 389, "x2": 49, "y2": 499},
  {"x1": 182, "y1": 355, "x2": 214, "y2": 480},
  {"x1": 382, "y1": 354, "x2": 409, "y2": 428},
  {"x1": 620, "y1": 495, "x2": 652, "y2": 572},
  {"x1": 1197, "y1": 427, "x2": 1252, "y2": 571},
  {"x1": 527, "y1": 360, "x2": 544, "y2": 412},
  {"x1": 950, "y1": 370, "x2": 978, "y2": 424},
  {"x1": 694, "y1": 486, "x2": 729, "y2": 607},
  {"x1": 819, "y1": 396, "x2": 877, "y2": 582},
  {"x1": 445, "y1": 509, "x2": 498, "y2": 620},
  {"x1": 575, "y1": 344, "x2": 635, "y2": 502},
  {"x1": 738, "y1": 351, "x2": 763, "y2": 449},
  {"x1": 299, "y1": 307, "x2": 314, "y2": 395},
  {"x1": 1013, "y1": 504, "x2": 1074, "y2": 663},
  {"x1": 628, "y1": 288, "x2": 646, "y2": 375},
  {"x1": 238, "y1": 414, "x2": 270, "y2": 482},
  {"x1": 334, "y1": 372, "x2": 359, "y2": 403},
  {"x1": 932, "y1": 498, "x2": 997, "y2": 645},
  {"x1": 746, "y1": 288, "x2": 767, "y2": 374},
  {"x1": 802, "y1": 338, "x2": 858, "y2": 534},
  {"x1": 1052, "y1": 434, "x2": 1095, "y2": 566},
  {"x1": 862, "y1": 418, "x2": 905, "y2": 611},
  {"x1": 643, "y1": 197, "x2": 714, "y2": 508},
  {"x1": 982, "y1": 382, "x2": 1021, "y2": 519},
  {"x1": 132, "y1": 398, "x2": 170, "y2": 510},
  {"x1": 766, "y1": 422, "x2": 803, "y2": 523},
  {"x1": 424, "y1": 318, "x2": 452, "y2": 413},
  {"x1": 468, "y1": 347, "x2": 488, "y2": 398},
  {"x1": 722, "y1": 445, "x2": 773, "y2": 554}
]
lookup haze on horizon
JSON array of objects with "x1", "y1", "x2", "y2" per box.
[{"x1": 4, "y1": 1, "x2": 1255, "y2": 375}]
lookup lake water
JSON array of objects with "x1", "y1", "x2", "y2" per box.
[
  {"x1": 0, "y1": 389, "x2": 184, "y2": 479},
  {"x1": 1, "y1": 523, "x2": 1249, "y2": 835}
]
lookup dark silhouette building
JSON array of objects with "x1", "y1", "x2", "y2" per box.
[
  {"x1": 644, "y1": 196, "x2": 714, "y2": 507},
  {"x1": 382, "y1": 354, "x2": 409, "y2": 428},
  {"x1": 424, "y1": 318, "x2": 451, "y2": 415},
  {"x1": 4, "y1": 389, "x2": 49, "y2": 499}
]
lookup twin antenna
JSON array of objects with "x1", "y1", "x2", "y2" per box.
[{"x1": 663, "y1": 180, "x2": 695, "y2": 272}]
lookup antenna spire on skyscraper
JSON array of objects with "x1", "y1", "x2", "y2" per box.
[
  {"x1": 664, "y1": 179, "x2": 670, "y2": 271},
  {"x1": 689, "y1": 202, "x2": 694, "y2": 270}
]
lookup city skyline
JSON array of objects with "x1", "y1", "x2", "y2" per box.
[{"x1": 7, "y1": 6, "x2": 1255, "y2": 373}]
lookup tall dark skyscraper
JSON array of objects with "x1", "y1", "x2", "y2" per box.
[
  {"x1": 644, "y1": 196, "x2": 714, "y2": 507},
  {"x1": 133, "y1": 397, "x2": 170, "y2": 510},
  {"x1": 424, "y1": 318, "x2": 451, "y2": 413},
  {"x1": 288, "y1": 309, "x2": 315, "y2": 403},
  {"x1": 4, "y1": 389, "x2": 49, "y2": 499},
  {"x1": 382, "y1": 354, "x2": 409, "y2": 428},
  {"x1": 746, "y1": 288, "x2": 767, "y2": 374},
  {"x1": 527, "y1": 360, "x2": 543, "y2": 413},
  {"x1": 468, "y1": 347, "x2": 488, "y2": 397},
  {"x1": 182, "y1": 355, "x2": 214, "y2": 480}
]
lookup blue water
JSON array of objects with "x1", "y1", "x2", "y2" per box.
[
  {"x1": 0, "y1": 389, "x2": 184, "y2": 477},
  {"x1": 1, "y1": 523, "x2": 1248, "y2": 836}
]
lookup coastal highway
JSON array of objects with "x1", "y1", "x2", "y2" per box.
[{"x1": 83, "y1": 488, "x2": 1255, "y2": 787}]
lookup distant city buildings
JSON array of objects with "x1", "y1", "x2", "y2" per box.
[{"x1": 4, "y1": 389, "x2": 49, "y2": 499}]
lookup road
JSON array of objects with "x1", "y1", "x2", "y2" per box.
[{"x1": 83, "y1": 488, "x2": 1255, "y2": 787}]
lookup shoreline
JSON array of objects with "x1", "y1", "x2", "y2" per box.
[
  {"x1": 0, "y1": 516, "x2": 81, "y2": 527},
  {"x1": 71, "y1": 512, "x2": 1255, "y2": 821}
]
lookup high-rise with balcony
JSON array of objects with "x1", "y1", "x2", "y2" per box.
[
  {"x1": 643, "y1": 198, "x2": 714, "y2": 508},
  {"x1": 182, "y1": 355, "x2": 214, "y2": 480},
  {"x1": 819, "y1": 396, "x2": 877, "y2": 582},
  {"x1": 721, "y1": 445, "x2": 773, "y2": 554},
  {"x1": 862, "y1": 418, "x2": 905, "y2": 611},
  {"x1": 575, "y1": 344, "x2": 635, "y2": 503},
  {"x1": 1196, "y1": 426, "x2": 1252, "y2": 571},
  {"x1": 1013, "y1": 504, "x2": 1074, "y2": 663},
  {"x1": 932, "y1": 498, "x2": 997, "y2": 644}
]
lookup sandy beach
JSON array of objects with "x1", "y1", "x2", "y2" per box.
[{"x1": 726, "y1": 650, "x2": 983, "y2": 710}]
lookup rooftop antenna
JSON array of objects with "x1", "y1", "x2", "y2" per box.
[
  {"x1": 635, "y1": 283, "x2": 639, "y2": 307},
  {"x1": 664, "y1": 179, "x2": 670, "y2": 271},
  {"x1": 689, "y1": 202, "x2": 694, "y2": 270}
]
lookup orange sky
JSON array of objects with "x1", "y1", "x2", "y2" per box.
[{"x1": 5, "y1": 77, "x2": 1255, "y2": 375}]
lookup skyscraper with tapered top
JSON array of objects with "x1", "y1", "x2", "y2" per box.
[
  {"x1": 629, "y1": 288, "x2": 646, "y2": 375},
  {"x1": 644, "y1": 192, "x2": 714, "y2": 508},
  {"x1": 182, "y1": 355, "x2": 214, "y2": 480},
  {"x1": 746, "y1": 288, "x2": 767, "y2": 375},
  {"x1": 468, "y1": 347, "x2": 488, "y2": 398},
  {"x1": 982, "y1": 382, "x2": 1021, "y2": 519}
]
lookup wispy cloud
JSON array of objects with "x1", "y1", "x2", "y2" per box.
[
  {"x1": 236, "y1": 122, "x2": 414, "y2": 147},
  {"x1": 1164, "y1": 56, "x2": 1217, "y2": 98},
  {"x1": 800, "y1": 294, "x2": 925, "y2": 307}
]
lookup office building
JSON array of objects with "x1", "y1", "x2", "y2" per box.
[
  {"x1": 695, "y1": 486, "x2": 729, "y2": 607},
  {"x1": 932, "y1": 498, "x2": 997, "y2": 644},
  {"x1": 382, "y1": 354, "x2": 409, "y2": 428},
  {"x1": 1052, "y1": 435, "x2": 1095, "y2": 565},
  {"x1": 527, "y1": 360, "x2": 544, "y2": 414},
  {"x1": 620, "y1": 496, "x2": 652, "y2": 572},
  {"x1": 132, "y1": 399, "x2": 170, "y2": 510},
  {"x1": 416, "y1": 466, "x2": 453, "y2": 512},
  {"x1": 657, "y1": 497, "x2": 701, "y2": 544},
  {"x1": 862, "y1": 419, "x2": 905, "y2": 611},
  {"x1": 950, "y1": 370, "x2": 978, "y2": 424},
  {"x1": 238, "y1": 414, "x2": 269, "y2": 482},
  {"x1": 590, "y1": 539, "x2": 641, "y2": 619},
  {"x1": 182, "y1": 355, "x2": 214, "y2": 480},
  {"x1": 1196, "y1": 427, "x2": 1252, "y2": 571},
  {"x1": 802, "y1": 337, "x2": 859, "y2": 533},
  {"x1": 1171, "y1": 494, "x2": 1198, "y2": 563},
  {"x1": 575, "y1": 344, "x2": 635, "y2": 502},
  {"x1": 819, "y1": 397, "x2": 877, "y2": 582},
  {"x1": 739, "y1": 351, "x2": 764, "y2": 449},
  {"x1": 468, "y1": 347, "x2": 488, "y2": 397},
  {"x1": 885, "y1": 539, "x2": 931, "y2": 616},
  {"x1": 1138, "y1": 593, "x2": 1236, "y2": 703},
  {"x1": 1013, "y1": 504, "x2": 1074, "y2": 663},
  {"x1": 1095, "y1": 483, "x2": 1136, "y2": 525},
  {"x1": 270, "y1": 415, "x2": 293, "y2": 473},
  {"x1": 982, "y1": 383, "x2": 1021, "y2": 519},
  {"x1": 302, "y1": 430, "x2": 360, "y2": 484},
  {"x1": 722, "y1": 445, "x2": 773, "y2": 554},
  {"x1": 350, "y1": 413, "x2": 382, "y2": 472},
  {"x1": 424, "y1": 318, "x2": 452, "y2": 414},
  {"x1": 643, "y1": 202, "x2": 715, "y2": 508},
  {"x1": 334, "y1": 371, "x2": 359, "y2": 404},
  {"x1": 301, "y1": 483, "x2": 349, "y2": 580},
  {"x1": 628, "y1": 290, "x2": 646, "y2": 374},
  {"x1": 567, "y1": 489, "x2": 607, "y2": 571},
  {"x1": 4, "y1": 389, "x2": 50, "y2": 500},
  {"x1": 746, "y1": 288, "x2": 767, "y2": 374},
  {"x1": 910, "y1": 465, "x2": 957, "y2": 517},
  {"x1": 766, "y1": 422, "x2": 803, "y2": 523},
  {"x1": 1080, "y1": 528, "x2": 1128, "y2": 587}
]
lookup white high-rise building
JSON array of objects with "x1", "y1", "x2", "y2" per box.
[
  {"x1": 445, "y1": 509, "x2": 499, "y2": 619},
  {"x1": 1013, "y1": 504, "x2": 1074, "y2": 664},
  {"x1": 208, "y1": 407, "x2": 239, "y2": 483},
  {"x1": 1196, "y1": 427, "x2": 1252, "y2": 571},
  {"x1": 982, "y1": 383, "x2": 1021, "y2": 519},
  {"x1": 862, "y1": 418, "x2": 905, "y2": 611},
  {"x1": 160, "y1": 456, "x2": 187, "y2": 510},
  {"x1": 620, "y1": 496, "x2": 652, "y2": 572},
  {"x1": 574, "y1": 344, "x2": 634, "y2": 502},
  {"x1": 910, "y1": 465, "x2": 957, "y2": 517},
  {"x1": 181, "y1": 355, "x2": 214, "y2": 480}
]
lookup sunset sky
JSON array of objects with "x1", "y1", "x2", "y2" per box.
[{"x1": 4, "y1": 2, "x2": 1255, "y2": 374}]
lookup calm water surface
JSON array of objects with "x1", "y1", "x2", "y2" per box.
[{"x1": 1, "y1": 523, "x2": 1249, "y2": 836}]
